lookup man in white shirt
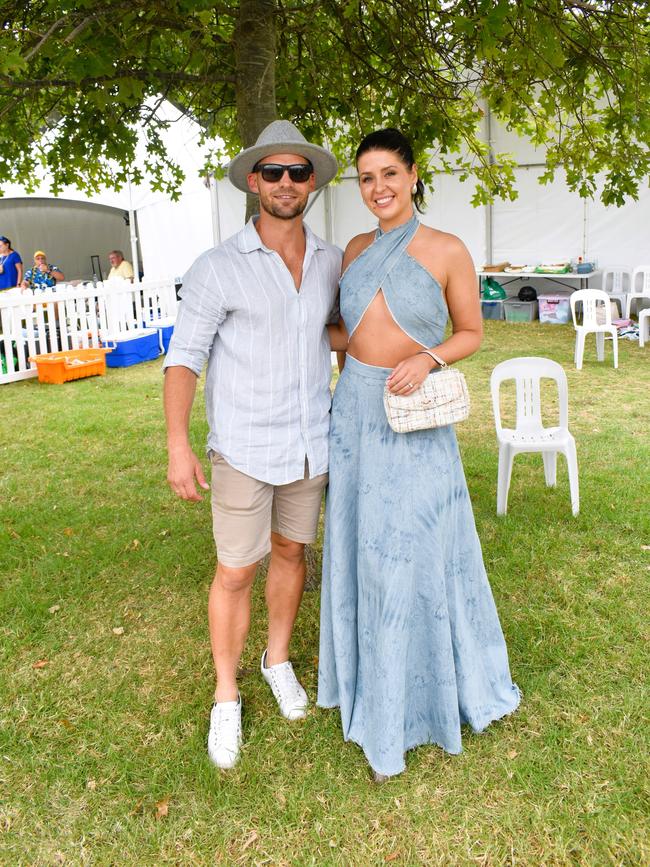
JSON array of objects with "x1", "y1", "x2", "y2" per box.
[
  {"x1": 163, "y1": 121, "x2": 341, "y2": 769},
  {"x1": 107, "y1": 250, "x2": 134, "y2": 281}
]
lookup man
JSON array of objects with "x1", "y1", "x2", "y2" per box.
[
  {"x1": 107, "y1": 250, "x2": 134, "y2": 281},
  {"x1": 163, "y1": 121, "x2": 341, "y2": 769},
  {"x1": 21, "y1": 251, "x2": 64, "y2": 290}
]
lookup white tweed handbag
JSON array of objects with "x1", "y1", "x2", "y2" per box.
[{"x1": 383, "y1": 358, "x2": 470, "y2": 433}]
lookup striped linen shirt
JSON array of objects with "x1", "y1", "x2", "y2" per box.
[{"x1": 164, "y1": 218, "x2": 342, "y2": 485}]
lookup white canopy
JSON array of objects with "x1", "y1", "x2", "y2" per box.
[
  {"x1": 0, "y1": 101, "x2": 219, "y2": 282},
  {"x1": 1, "y1": 101, "x2": 648, "y2": 283}
]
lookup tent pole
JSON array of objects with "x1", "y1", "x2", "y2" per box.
[
  {"x1": 323, "y1": 185, "x2": 334, "y2": 245},
  {"x1": 128, "y1": 208, "x2": 140, "y2": 282},
  {"x1": 485, "y1": 102, "x2": 494, "y2": 266},
  {"x1": 127, "y1": 175, "x2": 140, "y2": 282},
  {"x1": 209, "y1": 175, "x2": 221, "y2": 246}
]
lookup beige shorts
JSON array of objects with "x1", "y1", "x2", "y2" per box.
[{"x1": 209, "y1": 452, "x2": 328, "y2": 568}]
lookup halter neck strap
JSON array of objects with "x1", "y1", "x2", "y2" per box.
[{"x1": 344, "y1": 213, "x2": 419, "y2": 290}]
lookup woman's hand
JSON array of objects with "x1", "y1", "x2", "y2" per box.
[{"x1": 386, "y1": 352, "x2": 434, "y2": 394}]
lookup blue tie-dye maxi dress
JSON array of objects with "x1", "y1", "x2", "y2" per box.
[{"x1": 317, "y1": 214, "x2": 520, "y2": 777}]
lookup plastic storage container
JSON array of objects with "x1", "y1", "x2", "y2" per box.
[
  {"x1": 504, "y1": 300, "x2": 539, "y2": 322},
  {"x1": 539, "y1": 295, "x2": 571, "y2": 324},
  {"x1": 104, "y1": 332, "x2": 160, "y2": 368},
  {"x1": 29, "y1": 347, "x2": 112, "y2": 384},
  {"x1": 481, "y1": 300, "x2": 505, "y2": 320}
]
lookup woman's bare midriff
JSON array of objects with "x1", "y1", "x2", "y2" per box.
[{"x1": 347, "y1": 288, "x2": 427, "y2": 368}]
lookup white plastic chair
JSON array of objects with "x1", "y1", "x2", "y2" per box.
[
  {"x1": 138, "y1": 279, "x2": 178, "y2": 351},
  {"x1": 625, "y1": 266, "x2": 650, "y2": 318},
  {"x1": 570, "y1": 289, "x2": 618, "y2": 370},
  {"x1": 491, "y1": 357, "x2": 579, "y2": 516},
  {"x1": 601, "y1": 267, "x2": 631, "y2": 318},
  {"x1": 639, "y1": 308, "x2": 650, "y2": 348},
  {"x1": 99, "y1": 284, "x2": 160, "y2": 354}
]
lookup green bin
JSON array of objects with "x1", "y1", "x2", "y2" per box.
[{"x1": 504, "y1": 300, "x2": 538, "y2": 322}]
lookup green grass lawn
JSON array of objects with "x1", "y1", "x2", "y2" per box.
[{"x1": 1, "y1": 320, "x2": 648, "y2": 865}]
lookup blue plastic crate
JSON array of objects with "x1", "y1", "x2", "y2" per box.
[
  {"x1": 105, "y1": 331, "x2": 160, "y2": 368},
  {"x1": 481, "y1": 300, "x2": 504, "y2": 320}
]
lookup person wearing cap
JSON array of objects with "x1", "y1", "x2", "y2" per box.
[
  {"x1": 0, "y1": 236, "x2": 23, "y2": 290},
  {"x1": 163, "y1": 120, "x2": 341, "y2": 770},
  {"x1": 21, "y1": 251, "x2": 64, "y2": 290}
]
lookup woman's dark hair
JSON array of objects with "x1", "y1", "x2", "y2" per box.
[
  {"x1": 0, "y1": 236, "x2": 11, "y2": 247},
  {"x1": 355, "y1": 128, "x2": 426, "y2": 213}
]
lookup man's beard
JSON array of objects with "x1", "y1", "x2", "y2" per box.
[{"x1": 258, "y1": 190, "x2": 308, "y2": 220}]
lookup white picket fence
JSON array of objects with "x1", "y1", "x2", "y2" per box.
[{"x1": 0, "y1": 279, "x2": 177, "y2": 385}]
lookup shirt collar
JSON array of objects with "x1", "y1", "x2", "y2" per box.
[{"x1": 237, "y1": 216, "x2": 325, "y2": 254}]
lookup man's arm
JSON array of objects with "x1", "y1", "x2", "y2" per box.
[{"x1": 164, "y1": 365, "x2": 210, "y2": 502}]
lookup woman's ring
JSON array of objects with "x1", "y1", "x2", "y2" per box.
[{"x1": 407, "y1": 382, "x2": 414, "y2": 389}]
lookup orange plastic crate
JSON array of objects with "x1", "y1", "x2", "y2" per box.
[{"x1": 29, "y1": 347, "x2": 112, "y2": 384}]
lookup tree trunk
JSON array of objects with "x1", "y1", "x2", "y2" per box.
[{"x1": 235, "y1": 0, "x2": 277, "y2": 221}]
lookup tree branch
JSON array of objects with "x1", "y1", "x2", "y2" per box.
[
  {"x1": 23, "y1": 16, "x2": 67, "y2": 61},
  {"x1": 0, "y1": 70, "x2": 236, "y2": 90}
]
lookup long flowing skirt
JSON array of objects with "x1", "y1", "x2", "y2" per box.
[{"x1": 317, "y1": 355, "x2": 520, "y2": 777}]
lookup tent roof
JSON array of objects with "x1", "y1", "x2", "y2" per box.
[{"x1": 0, "y1": 99, "x2": 221, "y2": 212}]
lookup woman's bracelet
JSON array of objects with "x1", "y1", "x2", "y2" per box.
[{"x1": 416, "y1": 349, "x2": 448, "y2": 369}]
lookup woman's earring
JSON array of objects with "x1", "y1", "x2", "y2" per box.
[{"x1": 411, "y1": 183, "x2": 418, "y2": 195}]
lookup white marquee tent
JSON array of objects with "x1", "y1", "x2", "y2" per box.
[{"x1": 1, "y1": 100, "x2": 649, "y2": 286}]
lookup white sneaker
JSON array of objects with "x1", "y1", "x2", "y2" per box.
[
  {"x1": 261, "y1": 650, "x2": 308, "y2": 720},
  {"x1": 207, "y1": 695, "x2": 242, "y2": 769}
]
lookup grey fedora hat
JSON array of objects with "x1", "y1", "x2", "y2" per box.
[{"x1": 227, "y1": 120, "x2": 338, "y2": 193}]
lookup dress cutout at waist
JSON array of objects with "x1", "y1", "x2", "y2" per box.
[{"x1": 340, "y1": 213, "x2": 447, "y2": 348}]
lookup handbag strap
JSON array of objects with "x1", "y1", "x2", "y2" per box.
[{"x1": 417, "y1": 349, "x2": 448, "y2": 369}]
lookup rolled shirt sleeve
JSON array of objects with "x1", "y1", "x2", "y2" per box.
[
  {"x1": 163, "y1": 252, "x2": 228, "y2": 376},
  {"x1": 162, "y1": 219, "x2": 342, "y2": 484}
]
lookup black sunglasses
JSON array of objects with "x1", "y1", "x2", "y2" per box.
[{"x1": 253, "y1": 162, "x2": 313, "y2": 183}]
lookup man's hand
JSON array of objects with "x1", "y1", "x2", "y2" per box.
[{"x1": 167, "y1": 444, "x2": 210, "y2": 501}]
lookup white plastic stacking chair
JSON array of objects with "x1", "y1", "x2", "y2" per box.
[
  {"x1": 639, "y1": 309, "x2": 650, "y2": 348},
  {"x1": 137, "y1": 279, "x2": 178, "y2": 351},
  {"x1": 99, "y1": 284, "x2": 159, "y2": 352},
  {"x1": 491, "y1": 357, "x2": 579, "y2": 516},
  {"x1": 570, "y1": 289, "x2": 618, "y2": 370},
  {"x1": 601, "y1": 267, "x2": 632, "y2": 317},
  {"x1": 625, "y1": 266, "x2": 650, "y2": 319}
]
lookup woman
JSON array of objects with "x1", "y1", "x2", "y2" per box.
[
  {"x1": 318, "y1": 129, "x2": 519, "y2": 780},
  {"x1": 0, "y1": 236, "x2": 23, "y2": 290},
  {"x1": 22, "y1": 251, "x2": 64, "y2": 290}
]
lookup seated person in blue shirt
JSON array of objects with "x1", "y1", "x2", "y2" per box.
[
  {"x1": 0, "y1": 236, "x2": 23, "y2": 290},
  {"x1": 22, "y1": 250, "x2": 64, "y2": 290}
]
